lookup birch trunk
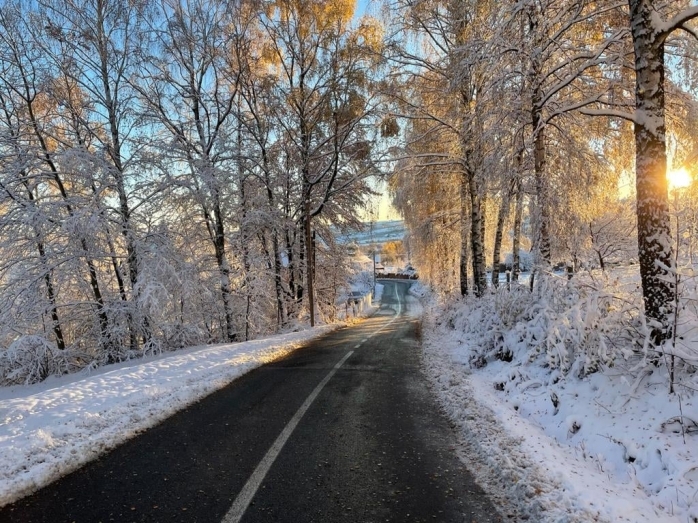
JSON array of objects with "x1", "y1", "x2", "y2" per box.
[
  {"x1": 492, "y1": 189, "x2": 511, "y2": 288},
  {"x1": 468, "y1": 170, "x2": 487, "y2": 297},
  {"x1": 532, "y1": 102, "x2": 551, "y2": 265},
  {"x1": 629, "y1": 0, "x2": 675, "y2": 344},
  {"x1": 512, "y1": 176, "x2": 524, "y2": 283},
  {"x1": 459, "y1": 172, "x2": 470, "y2": 296}
]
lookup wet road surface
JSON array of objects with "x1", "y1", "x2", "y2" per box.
[{"x1": 0, "y1": 281, "x2": 502, "y2": 523}]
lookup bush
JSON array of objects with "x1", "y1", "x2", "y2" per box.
[
  {"x1": 457, "y1": 274, "x2": 640, "y2": 377},
  {"x1": 0, "y1": 336, "x2": 90, "y2": 385},
  {"x1": 504, "y1": 250, "x2": 533, "y2": 272},
  {"x1": 162, "y1": 324, "x2": 208, "y2": 350}
]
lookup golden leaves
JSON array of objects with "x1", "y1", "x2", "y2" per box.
[
  {"x1": 270, "y1": 0, "x2": 355, "y2": 34},
  {"x1": 352, "y1": 15, "x2": 385, "y2": 53}
]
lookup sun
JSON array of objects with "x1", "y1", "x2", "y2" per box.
[{"x1": 667, "y1": 167, "x2": 691, "y2": 190}]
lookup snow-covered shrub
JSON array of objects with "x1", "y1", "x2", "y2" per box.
[
  {"x1": 0, "y1": 336, "x2": 90, "y2": 385},
  {"x1": 504, "y1": 250, "x2": 533, "y2": 272},
  {"x1": 432, "y1": 293, "x2": 505, "y2": 365},
  {"x1": 521, "y1": 276, "x2": 619, "y2": 374},
  {"x1": 664, "y1": 270, "x2": 698, "y2": 374},
  {"x1": 493, "y1": 283, "x2": 535, "y2": 327},
  {"x1": 162, "y1": 324, "x2": 208, "y2": 350},
  {"x1": 459, "y1": 274, "x2": 641, "y2": 377}
]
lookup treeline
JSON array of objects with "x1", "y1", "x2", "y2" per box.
[
  {"x1": 384, "y1": 0, "x2": 698, "y2": 344},
  {"x1": 0, "y1": 0, "x2": 384, "y2": 370}
]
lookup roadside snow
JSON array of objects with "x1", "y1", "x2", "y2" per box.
[
  {"x1": 0, "y1": 325, "x2": 340, "y2": 507},
  {"x1": 415, "y1": 281, "x2": 696, "y2": 523},
  {"x1": 4, "y1": 278, "x2": 693, "y2": 522}
]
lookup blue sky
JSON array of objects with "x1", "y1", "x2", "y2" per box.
[
  {"x1": 353, "y1": 0, "x2": 401, "y2": 222},
  {"x1": 354, "y1": 0, "x2": 371, "y2": 19}
]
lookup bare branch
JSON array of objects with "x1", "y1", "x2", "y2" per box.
[
  {"x1": 579, "y1": 108, "x2": 638, "y2": 124},
  {"x1": 659, "y1": 6, "x2": 698, "y2": 40},
  {"x1": 676, "y1": 23, "x2": 698, "y2": 42}
]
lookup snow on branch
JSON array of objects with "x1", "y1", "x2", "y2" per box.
[
  {"x1": 676, "y1": 22, "x2": 698, "y2": 41},
  {"x1": 579, "y1": 108, "x2": 638, "y2": 124},
  {"x1": 659, "y1": 6, "x2": 698, "y2": 40}
]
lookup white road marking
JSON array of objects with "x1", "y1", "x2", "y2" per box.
[
  {"x1": 222, "y1": 284, "x2": 405, "y2": 523},
  {"x1": 222, "y1": 350, "x2": 354, "y2": 523}
]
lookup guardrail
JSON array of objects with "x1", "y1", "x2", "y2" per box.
[{"x1": 375, "y1": 273, "x2": 419, "y2": 280}]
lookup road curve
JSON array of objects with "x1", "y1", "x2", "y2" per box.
[{"x1": 0, "y1": 280, "x2": 502, "y2": 523}]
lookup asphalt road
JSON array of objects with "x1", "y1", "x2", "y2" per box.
[{"x1": 0, "y1": 280, "x2": 502, "y2": 523}]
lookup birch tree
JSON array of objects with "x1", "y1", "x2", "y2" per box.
[
  {"x1": 387, "y1": 0, "x2": 494, "y2": 297},
  {"x1": 503, "y1": 0, "x2": 629, "y2": 271},
  {"x1": 38, "y1": 0, "x2": 154, "y2": 353},
  {"x1": 628, "y1": 1, "x2": 698, "y2": 343},
  {"x1": 580, "y1": 0, "x2": 698, "y2": 343},
  {"x1": 261, "y1": 0, "x2": 381, "y2": 324}
]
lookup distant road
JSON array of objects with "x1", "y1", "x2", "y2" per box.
[
  {"x1": 338, "y1": 219, "x2": 405, "y2": 245},
  {"x1": 1, "y1": 281, "x2": 502, "y2": 523}
]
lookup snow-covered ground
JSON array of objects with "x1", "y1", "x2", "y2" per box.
[
  {"x1": 3, "y1": 274, "x2": 696, "y2": 523},
  {"x1": 0, "y1": 324, "x2": 352, "y2": 507},
  {"x1": 413, "y1": 277, "x2": 698, "y2": 523}
]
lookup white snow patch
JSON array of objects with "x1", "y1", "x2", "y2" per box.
[
  {"x1": 419, "y1": 276, "x2": 696, "y2": 523},
  {"x1": 0, "y1": 325, "x2": 337, "y2": 506}
]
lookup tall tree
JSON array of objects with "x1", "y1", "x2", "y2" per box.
[
  {"x1": 261, "y1": 0, "x2": 381, "y2": 324},
  {"x1": 138, "y1": 0, "x2": 247, "y2": 342},
  {"x1": 628, "y1": 1, "x2": 698, "y2": 343},
  {"x1": 580, "y1": 1, "x2": 698, "y2": 343},
  {"x1": 39, "y1": 0, "x2": 153, "y2": 353}
]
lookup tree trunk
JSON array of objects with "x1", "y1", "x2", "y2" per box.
[
  {"x1": 532, "y1": 103, "x2": 551, "y2": 265},
  {"x1": 512, "y1": 175, "x2": 524, "y2": 283},
  {"x1": 94, "y1": 3, "x2": 147, "y2": 350},
  {"x1": 238, "y1": 122, "x2": 253, "y2": 341},
  {"x1": 261, "y1": 148, "x2": 286, "y2": 328},
  {"x1": 589, "y1": 222, "x2": 606, "y2": 272},
  {"x1": 468, "y1": 170, "x2": 487, "y2": 297},
  {"x1": 304, "y1": 195, "x2": 315, "y2": 327},
  {"x1": 273, "y1": 232, "x2": 286, "y2": 327},
  {"x1": 213, "y1": 208, "x2": 236, "y2": 343},
  {"x1": 459, "y1": 172, "x2": 470, "y2": 296},
  {"x1": 265, "y1": 228, "x2": 286, "y2": 328},
  {"x1": 629, "y1": 0, "x2": 675, "y2": 345},
  {"x1": 287, "y1": 228, "x2": 302, "y2": 304},
  {"x1": 241, "y1": 184, "x2": 252, "y2": 342},
  {"x1": 21, "y1": 181, "x2": 66, "y2": 350},
  {"x1": 492, "y1": 189, "x2": 510, "y2": 288},
  {"x1": 527, "y1": 9, "x2": 550, "y2": 268},
  {"x1": 37, "y1": 239, "x2": 66, "y2": 350}
]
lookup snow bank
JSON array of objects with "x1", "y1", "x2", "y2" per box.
[
  {"x1": 418, "y1": 270, "x2": 698, "y2": 523},
  {"x1": 0, "y1": 325, "x2": 336, "y2": 507}
]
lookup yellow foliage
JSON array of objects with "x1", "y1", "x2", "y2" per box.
[
  {"x1": 353, "y1": 15, "x2": 384, "y2": 53},
  {"x1": 271, "y1": 0, "x2": 355, "y2": 34}
]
